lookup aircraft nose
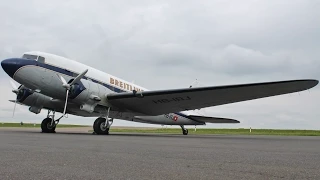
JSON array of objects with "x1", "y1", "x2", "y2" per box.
[
  {"x1": 1, "y1": 59, "x2": 11, "y2": 68},
  {"x1": 1, "y1": 59, "x2": 16, "y2": 78},
  {"x1": 1, "y1": 58, "x2": 34, "y2": 78}
]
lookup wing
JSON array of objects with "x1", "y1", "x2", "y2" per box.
[
  {"x1": 107, "y1": 79, "x2": 318, "y2": 115},
  {"x1": 189, "y1": 115, "x2": 240, "y2": 123}
]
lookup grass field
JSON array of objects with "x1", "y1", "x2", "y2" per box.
[
  {"x1": 0, "y1": 123, "x2": 88, "y2": 128},
  {"x1": 108, "y1": 128, "x2": 320, "y2": 136}
]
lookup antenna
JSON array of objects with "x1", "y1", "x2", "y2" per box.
[{"x1": 189, "y1": 79, "x2": 198, "y2": 88}]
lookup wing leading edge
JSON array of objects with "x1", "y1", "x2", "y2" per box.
[{"x1": 107, "y1": 79, "x2": 318, "y2": 116}]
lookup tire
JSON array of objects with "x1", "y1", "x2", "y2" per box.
[
  {"x1": 93, "y1": 118, "x2": 109, "y2": 135},
  {"x1": 41, "y1": 118, "x2": 56, "y2": 133},
  {"x1": 183, "y1": 129, "x2": 188, "y2": 135}
]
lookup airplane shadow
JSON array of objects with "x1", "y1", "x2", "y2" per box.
[
  {"x1": 1, "y1": 129, "x2": 308, "y2": 140},
  {"x1": 0, "y1": 128, "x2": 234, "y2": 139},
  {"x1": 0, "y1": 129, "x2": 260, "y2": 140}
]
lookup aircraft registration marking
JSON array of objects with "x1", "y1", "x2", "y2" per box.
[
  {"x1": 164, "y1": 113, "x2": 179, "y2": 121},
  {"x1": 152, "y1": 96, "x2": 191, "y2": 104}
]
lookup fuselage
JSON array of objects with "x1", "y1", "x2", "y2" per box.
[{"x1": 1, "y1": 51, "x2": 204, "y2": 125}]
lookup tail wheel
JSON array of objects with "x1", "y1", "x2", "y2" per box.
[
  {"x1": 93, "y1": 118, "x2": 109, "y2": 135},
  {"x1": 41, "y1": 118, "x2": 56, "y2": 133}
]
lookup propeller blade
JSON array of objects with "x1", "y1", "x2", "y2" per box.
[
  {"x1": 12, "y1": 89, "x2": 19, "y2": 94},
  {"x1": 12, "y1": 99, "x2": 17, "y2": 118},
  {"x1": 69, "y1": 69, "x2": 88, "y2": 86},
  {"x1": 57, "y1": 74, "x2": 70, "y2": 89},
  {"x1": 57, "y1": 69, "x2": 88, "y2": 117},
  {"x1": 10, "y1": 80, "x2": 18, "y2": 90},
  {"x1": 18, "y1": 85, "x2": 24, "y2": 90},
  {"x1": 57, "y1": 74, "x2": 68, "y2": 85},
  {"x1": 62, "y1": 89, "x2": 69, "y2": 115}
]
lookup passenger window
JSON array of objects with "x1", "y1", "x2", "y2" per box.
[{"x1": 38, "y1": 56, "x2": 45, "y2": 63}]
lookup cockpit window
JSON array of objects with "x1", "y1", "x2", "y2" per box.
[
  {"x1": 22, "y1": 54, "x2": 38, "y2": 60},
  {"x1": 38, "y1": 56, "x2": 45, "y2": 63},
  {"x1": 22, "y1": 54, "x2": 45, "y2": 63}
]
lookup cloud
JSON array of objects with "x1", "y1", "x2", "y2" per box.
[
  {"x1": 0, "y1": 0, "x2": 319, "y2": 129},
  {"x1": 210, "y1": 44, "x2": 320, "y2": 78}
]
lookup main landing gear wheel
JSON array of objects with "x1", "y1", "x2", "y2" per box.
[
  {"x1": 93, "y1": 118, "x2": 110, "y2": 135},
  {"x1": 180, "y1": 125, "x2": 188, "y2": 135},
  {"x1": 183, "y1": 129, "x2": 188, "y2": 135},
  {"x1": 41, "y1": 118, "x2": 56, "y2": 133}
]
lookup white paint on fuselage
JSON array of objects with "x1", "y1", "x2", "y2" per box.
[{"x1": 24, "y1": 51, "x2": 147, "y2": 92}]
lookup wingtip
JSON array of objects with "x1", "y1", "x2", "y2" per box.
[
  {"x1": 312, "y1": 79, "x2": 319, "y2": 86},
  {"x1": 305, "y1": 79, "x2": 319, "y2": 89},
  {"x1": 294, "y1": 79, "x2": 319, "y2": 90},
  {"x1": 230, "y1": 119, "x2": 240, "y2": 123}
]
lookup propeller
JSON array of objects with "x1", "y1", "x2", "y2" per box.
[
  {"x1": 10, "y1": 80, "x2": 23, "y2": 117},
  {"x1": 57, "y1": 69, "x2": 88, "y2": 116}
]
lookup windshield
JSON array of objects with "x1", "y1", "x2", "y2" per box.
[
  {"x1": 38, "y1": 56, "x2": 45, "y2": 63},
  {"x1": 22, "y1": 54, "x2": 45, "y2": 63},
  {"x1": 22, "y1": 54, "x2": 38, "y2": 60}
]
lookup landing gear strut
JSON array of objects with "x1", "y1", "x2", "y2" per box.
[
  {"x1": 41, "y1": 110, "x2": 62, "y2": 133},
  {"x1": 180, "y1": 125, "x2": 188, "y2": 135},
  {"x1": 93, "y1": 107, "x2": 113, "y2": 135}
]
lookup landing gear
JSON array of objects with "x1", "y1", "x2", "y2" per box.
[
  {"x1": 93, "y1": 107, "x2": 113, "y2": 135},
  {"x1": 180, "y1": 125, "x2": 188, "y2": 135},
  {"x1": 41, "y1": 110, "x2": 63, "y2": 133},
  {"x1": 93, "y1": 117, "x2": 113, "y2": 135},
  {"x1": 41, "y1": 117, "x2": 56, "y2": 133}
]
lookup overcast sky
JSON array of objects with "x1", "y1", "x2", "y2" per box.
[{"x1": 1, "y1": 0, "x2": 320, "y2": 129}]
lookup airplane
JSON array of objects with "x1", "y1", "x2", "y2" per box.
[{"x1": 1, "y1": 51, "x2": 318, "y2": 135}]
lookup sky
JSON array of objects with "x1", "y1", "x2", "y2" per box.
[{"x1": 0, "y1": 0, "x2": 320, "y2": 129}]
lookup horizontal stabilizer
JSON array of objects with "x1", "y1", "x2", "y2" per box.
[{"x1": 189, "y1": 115, "x2": 240, "y2": 123}]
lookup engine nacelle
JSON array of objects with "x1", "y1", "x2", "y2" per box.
[
  {"x1": 68, "y1": 78, "x2": 109, "y2": 113},
  {"x1": 17, "y1": 87, "x2": 53, "y2": 114}
]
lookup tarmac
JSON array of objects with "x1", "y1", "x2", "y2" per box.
[{"x1": 0, "y1": 128, "x2": 319, "y2": 180}]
